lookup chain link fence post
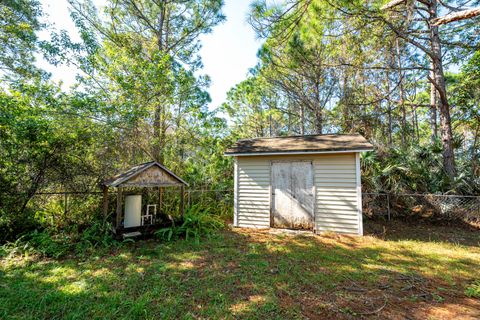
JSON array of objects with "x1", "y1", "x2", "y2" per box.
[{"x1": 387, "y1": 193, "x2": 391, "y2": 221}]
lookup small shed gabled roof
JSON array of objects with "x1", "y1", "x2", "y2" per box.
[
  {"x1": 225, "y1": 134, "x2": 373, "y2": 156},
  {"x1": 103, "y1": 161, "x2": 188, "y2": 187}
]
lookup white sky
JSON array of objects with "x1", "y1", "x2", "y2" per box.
[{"x1": 37, "y1": 0, "x2": 261, "y2": 109}]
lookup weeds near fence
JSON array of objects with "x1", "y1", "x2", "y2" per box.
[{"x1": 0, "y1": 220, "x2": 119, "y2": 259}]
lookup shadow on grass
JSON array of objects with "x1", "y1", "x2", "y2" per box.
[
  {"x1": 1, "y1": 227, "x2": 479, "y2": 319},
  {"x1": 364, "y1": 218, "x2": 480, "y2": 248}
]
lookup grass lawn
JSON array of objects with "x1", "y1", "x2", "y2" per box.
[{"x1": 1, "y1": 220, "x2": 479, "y2": 319}]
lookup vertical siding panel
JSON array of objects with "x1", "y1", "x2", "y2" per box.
[
  {"x1": 233, "y1": 158, "x2": 238, "y2": 227},
  {"x1": 355, "y1": 152, "x2": 363, "y2": 235},
  {"x1": 236, "y1": 157, "x2": 271, "y2": 228},
  {"x1": 268, "y1": 160, "x2": 272, "y2": 227},
  {"x1": 314, "y1": 153, "x2": 360, "y2": 234}
]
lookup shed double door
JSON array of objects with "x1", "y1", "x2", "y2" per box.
[{"x1": 271, "y1": 161, "x2": 314, "y2": 230}]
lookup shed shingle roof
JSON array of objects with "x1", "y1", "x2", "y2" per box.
[
  {"x1": 225, "y1": 134, "x2": 373, "y2": 156},
  {"x1": 103, "y1": 161, "x2": 188, "y2": 187}
]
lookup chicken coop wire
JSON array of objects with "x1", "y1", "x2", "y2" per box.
[{"x1": 362, "y1": 193, "x2": 480, "y2": 223}]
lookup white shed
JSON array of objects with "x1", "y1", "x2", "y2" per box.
[{"x1": 225, "y1": 134, "x2": 373, "y2": 235}]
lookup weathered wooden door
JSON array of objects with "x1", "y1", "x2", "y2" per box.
[{"x1": 271, "y1": 161, "x2": 314, "y2": 229}]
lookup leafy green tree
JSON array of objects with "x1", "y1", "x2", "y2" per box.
[
  {"x1": 223, "y1": 75, "x2": 287, "y2": 138},
  {"x1": 448, "y1": 51, "x2": 480, "y2": 178},
  {"x1": 0, "y1": 0, "x2": 44, "y2": 80},
  {"x1": 63, "y1": 0, "x2": 225, "y2": 163},
  {"x1": 0, "y1": 82, "x2": 120, "y2": 240}
]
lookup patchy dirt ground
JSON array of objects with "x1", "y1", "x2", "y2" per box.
[
  {"x1": 1, "y1": 220, "x2": 479, "y2": 319},
  {"x1": 236, "y1": 222, "x2": 480, "y2": 319},
  {"x1": 365, "y1": 218, "x2": 480, "y2": 247}
]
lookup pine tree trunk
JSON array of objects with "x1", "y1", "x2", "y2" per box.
[
  {"x1": 314, "y1": 110, "x2": 322, "y2": 134},
  {"x1": 152, "y1": 0, "x2": 168, "y2": 164},
  {"x1": 429, "y1": 0, "x2": 456, "y2": 178},
  {"x1": 314, "y1": 80, "x2": 322, "y2": 134},
  {"x1": 269, "y1": 113, "x2": 273, "y2": 137},
  {"x1": 386, "y1": 55, "x2": 393, "y2": 146},
  {"x1": 300, "y1": 104, "x2": 305, "y2": 135},
  {"x1": 396, "y1": 39, "x2": 407, "y2": 145},
  {"x1": 429, "y1": 68, "x2": 438, "y2": 142},
  {"x1": 387, "y1": 103, "x2": 393, "y2": 145},
  {"x1": 153, "y1": 107, "x2": 161, "y2": 161},
  {"x1": 153, "y1": 106, "x2": 164, "y2": 163},
  {"x1": 413, "y1": 107, "x2": 420, "y2": 142}
]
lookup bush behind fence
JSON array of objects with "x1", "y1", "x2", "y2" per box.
[{"x1": 363, "y1": 193, "x2": 480, "y2": 222}]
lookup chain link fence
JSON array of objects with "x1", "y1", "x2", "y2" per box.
[
  {"x1": 29, "y1": 192, "x2": 103, "y2": 227},
  {"x1": 362, "y1": 193, "x2": 391, "y2": 220},
  {"x1": 363, "y1": 193, "x2": 480, "y2": 223},
  {"x1": 160, "y1": 189, "x2": 233, "y2": 217},
  {"x1": 27, "y1": 190, "x2": 479, "y2": 225}
]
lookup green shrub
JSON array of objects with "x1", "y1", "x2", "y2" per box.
[
  {"x1": 0, "y1": 207, "x2": 38, "y2": 243},
  {"x1": 465, "y1": 280, "x2": 480, "y2": 298},
  {"x1": 155, "y1": 204, "x2": 224, "y2": 243},
  {"x1": 74, "y1": 221, "x2": 118, "y2": 254},
  {"x1": 0, "y1": 236, "x2": 34, "y2": 258},
  {"x1": 0, "y1": 230, "x2": 71, "y2": 259},
  {"x1": 160, "y1": 190, "x2": 233, "y2": 222},
  {"x1": 27, "y1": 230, "x2": 71, "y2": 258},
  {"x1": 0, "y1": 220, "x2": 118, "y2": 259},
  {"x1": 155, "y1": 222, "x2": 184, "y2": 242}
]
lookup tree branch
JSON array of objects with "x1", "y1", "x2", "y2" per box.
[
  {"x1": 431, "y1": 7, "x2": 480, "y2": 25},
  {"x1": 381, "y1": 0, "x2": 407, "y2": 11}
]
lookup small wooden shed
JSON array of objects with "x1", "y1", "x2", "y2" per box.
[
  {"x1": 225, "y1": 134, "x2": 373, "y2": 235},
  {"x1": 102, "y1": 161, "x2": 188, "y2": 235}
]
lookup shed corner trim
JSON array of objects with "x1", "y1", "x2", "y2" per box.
[{"x1": 355, "y1": 152, "x2": 363, "y2": 236}]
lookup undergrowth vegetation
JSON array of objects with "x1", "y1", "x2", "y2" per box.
[
  {"x1": 0, "y1": 201, "x2": 227, "y2": 259},
  {"x1": 155, "y1": 204, "x2": 225, "y2": 243},
  {"x1": 0, "y1": 220, "x2": 118, "y2": 259}
]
